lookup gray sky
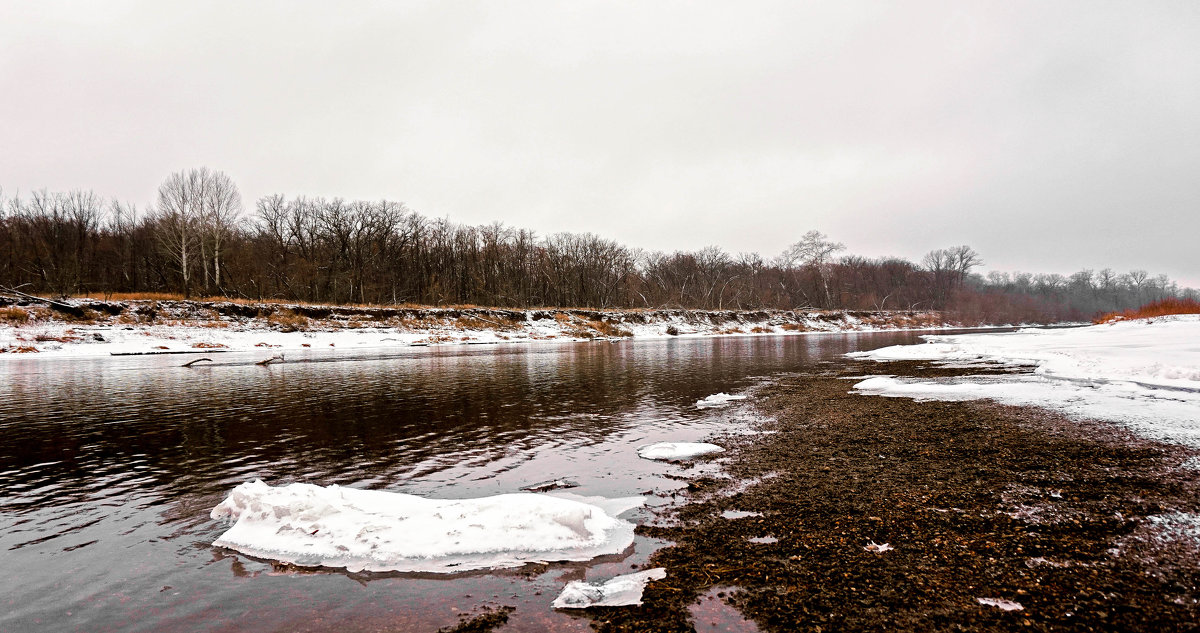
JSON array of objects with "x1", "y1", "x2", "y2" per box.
[{"x1": 2, "y1": 1, "x2": 1198, "y2": 287}]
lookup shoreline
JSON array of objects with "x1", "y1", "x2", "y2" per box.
[
  {"x1": 594, "y1": 360, "x2": 1200, "y2": 632},
  {"x1": 0, "y1": 298, "x2": 982, "y2": 358}
]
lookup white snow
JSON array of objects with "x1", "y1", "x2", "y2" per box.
[
  {"x1": 849, "y1": 316, "x2": 1200, "y2": 447},
  {"x1": 209, "y1": 480, "x2": 643, "y2": 573},
  {"x1": 864, "y1": 541, "x2": 893, "y2": 553},
  {"x1": 695, "y1": 392, "x2": 748, "y2": 408},
  {"x1": 637, "y1": 442, "x2": 725, "y2": 461},
  {"x1": 552, "y1": 568, "x2": 668, "y2": 609}
]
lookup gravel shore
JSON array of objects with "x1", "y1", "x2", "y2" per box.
[{"x1": 591, "y1": 360, "x2": 1200, "y2": 632}]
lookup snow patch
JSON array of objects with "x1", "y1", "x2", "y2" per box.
[
  {"x1": 552, "y1": 568, "x2": 667, "y2": 608},
  {"x1": 209, "y1": 480, "x2": 641, "y2": 573},
  {"x1": 850, "y1": 317, "x2": 1200, "y2": 448},
  {"x1": 637, "y1": 442, "x2": 725, "y2": 461}
]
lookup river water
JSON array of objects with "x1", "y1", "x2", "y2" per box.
[{"x1": 0, "y1": 331, "x2": 933, "y2": 632}]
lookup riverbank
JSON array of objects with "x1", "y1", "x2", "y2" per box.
[
  {"x1": 597, "y1": 360, "x2": 1200, "y2": 632},
  {"x1": 0, "y1": 297, "x2": 954, "y2": 357}
]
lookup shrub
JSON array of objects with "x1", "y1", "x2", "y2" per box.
[
  {"x1": 0, "y1": 307, "x2": 30, "y2": 323},
  {"x1": 1094, "y1": 298, "x2": 1200, "y2": 324},
  {"x1": 267, "y1": 309, "x2": 309, "y2": 332}
]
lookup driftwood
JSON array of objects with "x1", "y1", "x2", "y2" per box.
[
  {"x1": 181, "y1": 358, "x2": 213, "y2": 367},
  {"x1": 256, "y1": 354, "x2": 285, "y2": 366},
  {"x1": 111, "y1": 349, "x2": 230, "y2": 356},
  {"x1": 0, "y1": 286, "x2": 85, "y2": 317}
]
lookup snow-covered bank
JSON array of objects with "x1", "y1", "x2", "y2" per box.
[
  {"x1": 848, "y1": 316, "x2": 1200, "y2": 447},
  {"x1": 210, "y1": 480, "x2": 644, "y2": 573},
  {"x1": 0, "y1": 298, "x2": 954, "y2": 358}
]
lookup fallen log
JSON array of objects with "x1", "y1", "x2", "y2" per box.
[
  {"x1": 111, "y1": 349, "x2": 231, "y2": 356},
  {"x1": 0, "y1": 286, "x2": 85, "y2": 317}
]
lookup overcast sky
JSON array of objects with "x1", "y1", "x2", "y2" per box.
[{"x1": 2, "y1": 1, "x2": 1197, "y2": 286}]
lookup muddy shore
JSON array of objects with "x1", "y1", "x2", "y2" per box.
[{"x1": 588, "y1": 360, "x2": 1200, "y2": 632}]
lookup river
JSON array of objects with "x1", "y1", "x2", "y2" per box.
[{"x1": 0, "y1": 331, "x2": 940, "y2": 632}]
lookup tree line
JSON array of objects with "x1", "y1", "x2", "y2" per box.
[{"x1": 1, "y1": 169, "x2": 1194, "y2": 323}]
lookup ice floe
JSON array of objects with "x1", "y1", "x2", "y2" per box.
[
  {"x1": 695, "y1": 393, "x2": 748, "y2": 408},
  {"x1": 210, "y1": 480, "x2": 642, "y2": 573},
  {"x1": 849, "y1": 316, "x2": 1200, "y2": 447},
  {"x1": 552, "y1": 568, "x2": 668, "y2": 608},
  {"x1": 637, "y1": 442, "x2": 725, "y2": 461}
]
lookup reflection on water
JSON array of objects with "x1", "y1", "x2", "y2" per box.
[{"x1": 0, "y1": 332, "x2": 928, "y2": 632}]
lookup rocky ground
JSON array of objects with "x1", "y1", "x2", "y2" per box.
[{"x1": 583, "y1": 360, "x2": 1200, "y2": 632}]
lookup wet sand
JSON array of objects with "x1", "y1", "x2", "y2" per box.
[{"x1": 585, "y1": 360, "x2": 1200, "y2": 632}]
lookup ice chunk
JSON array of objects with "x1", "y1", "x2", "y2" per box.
[
  {"x1": 977, "y1": 597, "x2": 1023, "y2": 611},
  {"x1": 696, "y1": 392, "x2": 748, "y2": 408},
  {"x1": 552, "y1": 568, "x2": 668, "y2": 608},
  {"x1": 864, "y1": 541, "x2": 893, "y2": 553},
  {"x1": 637, "y1": 442, "x2": 725, "y2": 461},
  {"x1": 210, "y1": 480, "x2": 641, "y2": 573}
]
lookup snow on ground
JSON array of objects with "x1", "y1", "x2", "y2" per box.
[
  {"x1": 0, "y1": 304, "x2": 960, "y2": 359},
  {"x1": 552, "y1": 568, "x2": 668, "y2": 609},
  {"x1": 637, "y1": 442, "x2": 726, "y2": 461},
  {"x1": 848, "y1": 316, "x2": 1200, "y2": 447},
  {"x1": 695, "y1": 392, "x2": 748, "y2": 408},
  {"x1": 209, "y1": 480, "x2": 643, "y2": 573}
]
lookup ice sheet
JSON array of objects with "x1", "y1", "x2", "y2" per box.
[{"x1": 210, "y1": 480, "x2": 641, "y2": 573}]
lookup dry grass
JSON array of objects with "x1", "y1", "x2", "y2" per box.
[
  {"x1": 750, "y1": 326, "x2": 773, "y2": 333},
  {"x1": 0, "y1": 307, "x2": 30, "y2": 324},
  {"x1": 587, "y1": 319, "x2": 633, "y2": 338},
  {"x1": 32, "y1": 333, "x2": 82, "y2": 343},
  {"x1": 1095, "y1": 298, "x2": 1200, "y2": 324},
  {"x1": 781, "y1": 322, "x2": 811, "y2": 331},
  {"x1": 267, "y1": 310, "x2": 309, "y2": 332},
  {"x1": 1, "y1": 345, "x2": 39, "y2": 353},
  {"x1": 191, "y1": 342, "x2": 228, "y2": 349}
]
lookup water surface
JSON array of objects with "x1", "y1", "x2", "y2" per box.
[{"x1": 0, "y1": 332, "x2": 932, "y2": 632}]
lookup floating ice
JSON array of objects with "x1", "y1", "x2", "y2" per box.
[
  {"x1": 696, "y1": 393, "x2": 748, "y2": 408},
  {"x1": 210, "y1": 480, "x2": 642, "y2": 573},
  {"x1": 552, "y1": 568, "x2": 668, "y2": 608},
  {"x1": 977, "y1": 597, "x2": 1024, "y2": 611},
  {"x1": 637, "y1": 442, "x2": 725, "y2": 461},
  {"x1": 849, "y1": 317, "x2": 1200, "y2": 448}
]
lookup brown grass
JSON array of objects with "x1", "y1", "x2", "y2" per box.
[
  {"x1": 0, "y1": 307, "x2": 30, "y2": 323},
  {"x1": 33, "y1": 333, "x2": 82, "y2": 343},
  {"x1": 1094, "y1": 298, "x2": 1200, "y2": 324},
  {"x1": 750, "y1": 326, "x2": 773, "y2": 333},
  {"x1": 1, "y1": 345, "x2": 39, "y2": 353},
  {"x1": 267, "y1": 310, "x2": 309, "y2": 332},
  {"x1": 781, "y1": 322, "x2": 811, "y2": 331},
  {"x1": 588, "y1": 319, "x2": 633, "y2": 338},
  {"x1": 191, "y1": 342, "x2": 228, "y2": 349}
]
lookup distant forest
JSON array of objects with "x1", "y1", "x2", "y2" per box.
[{"x1": 1, "y1": 169, "x2": 1194, "y2": 323}]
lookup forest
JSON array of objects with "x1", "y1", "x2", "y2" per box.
[{"x1": 1, "y1": 169, "x2": 1194, "y2": 324}]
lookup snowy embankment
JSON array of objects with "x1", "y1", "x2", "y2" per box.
[
  {"x1": 0, "y1": 298, "x2": 949, "y2": 358},
  {"x1": 210, "y1": 480, "x2": 644, "y2": 573},
  {"x1": 848, "y1": 316, "x2": 1200, "y2": 447}
]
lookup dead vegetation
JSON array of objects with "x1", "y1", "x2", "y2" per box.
[{"x1": 1095, "y1": 298, "x2": 1200, "y2": 324}]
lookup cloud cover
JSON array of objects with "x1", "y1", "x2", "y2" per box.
[{"x1": 1, "y1": 1, "x2": 1197, "y2": 285}]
